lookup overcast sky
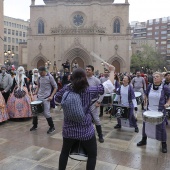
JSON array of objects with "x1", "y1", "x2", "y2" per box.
[{"x1": 3, "y1": 0, "x2": 170, "y2": 22}]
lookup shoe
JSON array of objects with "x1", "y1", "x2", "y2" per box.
[
  {"x1": 114, "y1": 124, "x2": 121, "y2": 129},
  {"x1": 137, "y1": 138, "x2": 147, "y2": 146},
  {"x1": 30, "y1": 126, "x2": 37, "y2": 131},
  {"x1": 99, "y1": 137, "x2": 104, "y2": 143},
  {"x1": 162, "y1": 142, "x2": 167, "y2": 153},
  {"x1": 47, "y1": 127, "x2": 55, "y2": 134},
  {"x1": 135, "y1": 127, "x2": 139, "y2": 133}
]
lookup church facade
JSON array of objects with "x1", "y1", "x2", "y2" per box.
[{"x1": 27, "y1": 0, "x2": 131, "y2": 73}]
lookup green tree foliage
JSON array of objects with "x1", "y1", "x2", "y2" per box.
[{"x1": 131, "y1": 44, "x2": 166, "y2": 73}]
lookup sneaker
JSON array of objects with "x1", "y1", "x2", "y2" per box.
[
  {"x1": 114, "y1": 124, "x2": 121, "y2": 129},
  {"x1": 135, "y1": 127, "x2": 139, "y2": 133},
  {"x1": 47, "y1": 127, "x2": 55, "y2": 134},
  {"x1": 30, "y1": 126, "x2": 37, "y2": 131}
]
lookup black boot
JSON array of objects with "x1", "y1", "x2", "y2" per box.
[
  {"x1": 141, "y1": 102, "x2": 145, "y2": 110},
  {"x1": 114, "y1": 124, "x2": 121, "y2": 129},
  {"x1": 162, "y1": 142, "x2": 167, "y2": 153},
  {"x1": 96, "y1": 125, "x2": 104, "y2": 143},
  {"x1": 30, "y1": 116, "x2": 38, "y2": 131},
  {"x1": 46, "y1": 117, "x2": 55, "y2": 134},
  {"x1": 137, "y1": 137, "x2": 147, "y2": 146}
]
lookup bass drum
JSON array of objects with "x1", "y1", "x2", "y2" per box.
[{"x1": 69, "y1": 141, "x2": 88, "y2": 161}]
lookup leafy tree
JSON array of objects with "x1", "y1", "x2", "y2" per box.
[{"x1": 130, "y1": 44, "x2": 166, "y2": 73}]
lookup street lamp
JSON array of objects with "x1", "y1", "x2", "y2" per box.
[
  {"x1": 45, "y1": 60, "x2": 51, "y2": 70},
  {"x1": 4, "y1": 50, "x2": 15, "y2": 70}
]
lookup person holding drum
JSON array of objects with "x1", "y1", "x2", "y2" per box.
[
  {"x1": 114, "y1": 75, "x2": 139, "y2": 133},
  {"x1": 137, "y1": 72, "x2": 170, "y2": 153},
  {"x1": 131, "y1": 71, "x2": 146, "y2": 110},
  {"x1": 30, "y1": 68, "x2": 39, "y2": 101},
  {"x1": 55, "y1": 65, "x2": 115, "y2": 170},
  {"x1": 7, "y1": 66, "x2": 32, "y2": 118},
  {"x1": 30, "y1": 66, "x2": 57, "y2": 134}
]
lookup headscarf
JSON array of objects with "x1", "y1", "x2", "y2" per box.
[
  {"x1": 32, "y1": 68, "x2": 40, "y2": 88},
  {"x1": 15, "y1": 66, "x2": 26, "y2": 91}
]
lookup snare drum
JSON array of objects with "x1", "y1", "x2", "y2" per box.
[
  {"x1": 112, "y1": 104, "x2": 130, "y2": 119},
  {"x1": 143, "y1": 111, "x2": 164, "y2": 125},
  {"x1": 30, "y1": 101, "x2": 44, "y2": 116},
  {"x1": 101, "y1": 94, "x2": 112, "y2": 105},
  {"x1": 134, "y1": 92, "x2": 142, "y2": 105},
  {"x1": 69, "y1": 141, "x2": 88, "y2": 161}
]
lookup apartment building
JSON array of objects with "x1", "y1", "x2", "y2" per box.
[
  {"x1": 131, "y1": 17, "x2": 170, "y2": 66},
  {"x1": 3, "y1": 16, "x2": 29, "y2": 66}
]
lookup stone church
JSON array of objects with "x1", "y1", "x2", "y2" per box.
[{"x1": 27, "y1": 0, "x2": 131, "y2": 73}]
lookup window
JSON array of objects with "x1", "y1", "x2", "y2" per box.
[
  {"x1": 12, "y1": 30, "x2": 15, "y2": 35},
  {"x1": 155, "y1": 26, "x2": 159, "y2": 29},
  {"x1": 16, "y1": 46, "x2": 18, "y2": 51},
  {"x1": 154, "y1": 18, "x2": 160, "y2": 24},
  {"x1": 155, "y1": 31, "x2": 159, "y2": 35},
  {"x1": 161, "y1": 31, "x2": 167, "y2": 34},
  {"x1": 160, "y1": 46, "x2": 166, "y2": 49},
  {"x1": 4, "y1": 28, "x2": 7, "y2": 34},
  {"x1": 12, "y1": 38, "x2": 15, "y2": 43},
  {"x1": 4, "y1": 45, "x2": 7, "y2": 51},
  {"x1": 162, "y1": 17, "x2": 168, "y2": 23},
  {"x1": 8, "y1": 37, "x2": 11, "y2": 43},
  {"x1": 16, "y1": 38, "x2": 18, "y2": 44},
  {"x1": 147, "y1": 32, "x2": 152, "y2": 35},
  {"x1": 167, "y1": 44, "x2": 170, "y2": 48},
  {"x1": 8, "y1": 29, "x2": 11, "y2": 34},
  {"x1": 161, "y1": 36, "x2": 167, "y2": 39},
  {"x1": 113, "y1": 19, "x2": 120, "y2": 33},
  {"x1": 16, "y1": 31, "x2": 18, "y2": 36},
  {"x1": 38, "y1": 20, "x2": 45, "y2": 34},
  {"x1": 9, "y1": 22, "x2": 11, "y2": 26},
  {"x1": 23, "y1": 32, "x2": 26, "y2": 37},
  {"x1": 8, "y1": 45, "x2": 11, "y2": 50},
  {"x1": 19, "y1": 39, "x2": 22, "y2": 42},
  {"x1": 161, "y1": 41, "x2": 166, "y2": 44},
  {"x1": 167, "y1": 40, "x2": 170, "y2": 44},
  {"x1": 23, "y1": 40, "x2": 25, "y2": 42},
  {"x1": 147, "y1": 27, "x2": 152, "y2": 30},
  {"x1": 161, "y1": 25, "x2": 167, "y2": 29},
  {"x1": 17, "y1": 24, "x2": 19, "y2": 28},
  {"x1": 12, "y1": 46, "x2": 15, "y2": 51},
  {"x1": 4, "y1": 36, "x2": 7, "y2": 42},
  {"x1": 19, "y1": 31, "x2": 22, "y2": 36}
]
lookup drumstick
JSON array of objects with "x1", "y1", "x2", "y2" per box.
[{"x1": 90, "y1": 52, "x2": 110, "y2": 65}]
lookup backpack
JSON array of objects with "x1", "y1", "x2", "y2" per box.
[{"x1": 61, "y1": 91, "x2": 85, "y2": 123}]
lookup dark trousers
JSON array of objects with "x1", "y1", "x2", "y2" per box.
[
  {"x1": 1, "y1": 91, "x2": 10, "y2": 103},
  {"x1": 59, "y1": 135, "x2": 97, "y2": 170}
]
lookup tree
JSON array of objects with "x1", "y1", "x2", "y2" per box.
[{"x1": 130, "y1": 44, "x2": 166, "y2": 73}]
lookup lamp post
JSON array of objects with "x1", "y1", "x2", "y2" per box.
[
  {"x1": 4, "y1": 50, "x2": 15, "y2": 71},
  {"x1": 45, "y1": 60, "x2": 51, "y2": 70}
]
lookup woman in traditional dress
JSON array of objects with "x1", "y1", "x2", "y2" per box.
[
  {"x1": 0, "y1": 92, "x2": 9, "y2": 123},
  {"x1": 114, "y1": 75, "x2": 139, "y2": 133},
  {"x1": 7, "y1": 66, "x2": 32, "y2": 118},
  {"x1": 137, "y1": 72, "x2": 170, "y2": 153},
  {"x1": 30, "y1": 68, "x2": 39, "y2": 101}
]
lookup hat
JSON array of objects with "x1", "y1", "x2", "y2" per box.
[{"x1": 1, "y1": 65, "x2": 7, "y2": 69}]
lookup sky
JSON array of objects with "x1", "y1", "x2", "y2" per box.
[{"x1": 3, "y1": 0, "x2": 170, "y2": 22}]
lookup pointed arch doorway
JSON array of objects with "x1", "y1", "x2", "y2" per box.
[
  {"x1": 71, "y1": 57, "x2": 84, "y2": 71},
  {"x1": 37, "y1": 59, "x2": 45, "y2": 68},
  {"x1": 112, "y1": 60, "x2": 120, "y2": 73}
]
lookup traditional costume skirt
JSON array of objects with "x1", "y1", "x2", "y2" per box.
[
  {"x1": 0, "y1": 92, "x2": 9, "y2": 122},
  {"x1": 7, "y1": 87, "x2": 32, "y2": 118}
]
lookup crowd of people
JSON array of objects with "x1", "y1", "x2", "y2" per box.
[{"x1": 0, "y1": 62, "x2": 170, "y2": 169}]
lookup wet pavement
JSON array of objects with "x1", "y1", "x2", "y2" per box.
[{"x1": 0, "y1": 106, "x2": 170, "y2": 170}]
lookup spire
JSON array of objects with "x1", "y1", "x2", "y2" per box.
[{"x1": 31, "y1": 0, "x2": 35, "y2": 6}]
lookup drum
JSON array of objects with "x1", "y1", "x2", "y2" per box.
[
  {"x1": 112, "y1": 104, "x2": 130, "y2": 119},
  {"x1": 69, "y1": 141, "x2": 88, "y2": 161},
  {"x1": 166, "y1": 107, "x2": 170, "y2": 117},
  {"x1": 143, "y1": 111, "x2": 164, "y2": 125},
  {"x1": 30, "y1": 101, "x2": 44, "y2": 116},
  {"x1": 101, "y1": 94, "x2": 112, "y2": 105},
  {"x1": 134, "y1": 92, "x2": 142, "y2": 105}
]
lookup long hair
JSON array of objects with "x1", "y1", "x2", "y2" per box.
[{"x1": 71, "y1": 68, "x2": 89, "y2": 93}]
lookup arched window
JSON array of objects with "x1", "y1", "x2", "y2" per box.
[
  {"x1": 38, "y1": 20, "x2": 44, "y2": 34},
  {"x1": 113, "y1": 19, "x2": 120, "y2": 33}
]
